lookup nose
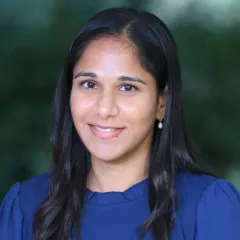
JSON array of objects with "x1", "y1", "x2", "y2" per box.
[{"x1": 96, "y1": 91, "x2": 119, "y2": 119}]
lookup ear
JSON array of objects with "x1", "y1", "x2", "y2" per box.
[{"x1": 156, "y1": 86, "x2": 168, "y2": 120}]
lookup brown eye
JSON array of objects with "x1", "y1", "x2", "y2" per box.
[
  {"x1": 81, "y1": 81, "x2": 97, "y2": 89},
  {"x1": 119, "y1": 84, "x2": 137, "y2": 92}
]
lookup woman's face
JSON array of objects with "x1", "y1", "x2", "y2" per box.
[{"x1": 71, "y1": 37, "x2": 164, "y2": 163}]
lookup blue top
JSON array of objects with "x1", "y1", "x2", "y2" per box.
[{"x1": 1, "y1": 170, "x2": 240, "y2": 240}]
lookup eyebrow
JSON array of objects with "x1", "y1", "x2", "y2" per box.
[
  {"x1": 74, "y1": 71, "x2": 97, "y2": 79},
  {"x1": 74, "y1": 71, "x2": 146, "y2": 85}
]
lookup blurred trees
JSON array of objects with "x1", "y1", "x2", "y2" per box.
[{"x1": 0, "y1": 0, "x2": 239, "y2": 200}]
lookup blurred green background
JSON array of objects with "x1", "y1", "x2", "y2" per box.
[{"x1": 1, "y1": 0, "x2": 240, "y2": 200}]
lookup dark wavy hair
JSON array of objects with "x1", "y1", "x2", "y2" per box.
[{"x1": 34, "y1": 7, "x2": 212, "y2": 240}]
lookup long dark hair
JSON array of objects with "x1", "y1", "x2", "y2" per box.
[{"x1": 34, "y1": 7, "x2": 212, "y2": 240}]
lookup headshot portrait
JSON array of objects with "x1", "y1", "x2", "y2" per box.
[{"x1": 0, "y1": 5, "x2": 240, "y2": 240}]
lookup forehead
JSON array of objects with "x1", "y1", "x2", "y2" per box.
[
  {"x1": 75, "y1": 37, "x2": 140, "y2": 68},
  {"x1": 73, "y1": 36, "x2": 156, "y2": 87}
]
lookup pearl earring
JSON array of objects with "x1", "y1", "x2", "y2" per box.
[{"x1": 158, "y1": 120, "x2": 163, "y2": 129}]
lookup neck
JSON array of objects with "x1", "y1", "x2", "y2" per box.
[{"x1": 86, "y1": 153, "x2": 149, "y2": 192}]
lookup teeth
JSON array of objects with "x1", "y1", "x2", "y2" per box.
[{"x1": 93, "y1": 125, "x2": 116, "y2": 132}]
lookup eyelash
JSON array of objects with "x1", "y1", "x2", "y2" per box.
[
  {"x1": 79, "y1": 80, "x2": 138, "y2": 92},
  {"x1": 81, "y1": 81, "x2": 97, "y2": 89}
]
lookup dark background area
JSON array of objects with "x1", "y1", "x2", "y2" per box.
[{"x1": 1, "y1": 0, "x2": 240, "y2": 200}]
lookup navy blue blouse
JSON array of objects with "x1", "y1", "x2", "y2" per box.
[{"x1": 1, "y1": 170, "x2": 240, "y2": 239}]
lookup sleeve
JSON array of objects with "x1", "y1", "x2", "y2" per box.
[
  {"x1": 0, "y1": 183, "x2": 23, "y2": 240},
  {"x1": 196, "y1": 179, "x2": 240, "y2": 240}
]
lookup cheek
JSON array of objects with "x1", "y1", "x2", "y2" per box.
[
  {"x1": 70, "y1": 91, "x2": 95, "y2": 121},
  {"x1": 120, "y1": 95, "x2": 157, "y2": 123}
]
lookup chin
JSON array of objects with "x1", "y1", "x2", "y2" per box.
[
  {"x1": 89, "y1": 147, "x2": 124, "y2": 163},
  {"x1": 84, "y1": 139, "x2": 125, "y2": 161},
  {"x1": 91, "y1": 153, "x2": 120, "y2": 162}
]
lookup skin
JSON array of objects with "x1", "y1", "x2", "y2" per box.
[{"x1": 70, "y1": 37, "x2": 167, "y2": 192}]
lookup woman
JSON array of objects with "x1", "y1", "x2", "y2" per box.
[{"x1": 1, "y1": 7, "x2": 240, "y2": 240}]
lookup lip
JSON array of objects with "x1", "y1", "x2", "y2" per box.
[
  {"x1": 89, "y1": 124, "x2": 124, "y2": 129},
  {"x1": 89, "y1": 124, "x2": 125, "y2": 139}
]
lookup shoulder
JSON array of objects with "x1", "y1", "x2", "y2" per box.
[
  {"x1": 196, "y1": 178, "x2": 240, "y2": 232},
  {"x1": 0, "y1": 173, "x2": 50, "y2": 239},
  {"x1": 0, "y1": 183, "x2": 23, "y2": 239},
  {"x1": 174, "y1": 169, "x2": 218, "y2": 225},
  {"x1": 175, "y1": 169, "x2": 217, "y2": 204},
  {"x1": 18, "y1": 172, "x2": 50, "y2": 216},
  {"x1": 19, "y1": 172, "x2": 50, "y2": 196},
  {"x1": 1, "y1": 172, "x2": 50, "y2": 210},
  {"x1": 174, "y1": 169, "x2": 240, "y2": 239},
  {"x1": 175, "y1": 169, "x2": 240, "y2": 206}
]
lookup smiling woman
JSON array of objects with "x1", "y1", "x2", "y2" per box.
[
  {"x1": 71, "y1": 37, "x2": 161, "y2": 164},
  {"x1": 0, "y1": 7, "x2": 240, "y2": 240}
]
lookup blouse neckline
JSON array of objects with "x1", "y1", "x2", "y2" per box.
[{"x1": 84, "y1": 178, "x2": 149, "y2": 205}]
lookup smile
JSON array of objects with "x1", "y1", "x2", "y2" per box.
[
  {"x1": 89, "y1": 124, "x2": 124, "y2": 139},
  {"x1": 93, "y1": 125, "x2": 117, "y2": 132}
]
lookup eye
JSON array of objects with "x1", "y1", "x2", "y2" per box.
[
  {"x1": 119, "y1": 84, "x2": 137, "y2": 92},
  {"x1": 81, "y1": 81, "x2": 97, "y2": 89}
]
